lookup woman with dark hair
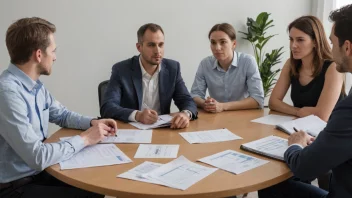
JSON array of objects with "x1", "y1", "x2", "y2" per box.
[
  {"x1": 269, "y1": 15, "x2": 345, "y2": 122},
  {"x1": 268, "y1": 15, "x2": 345, "y2": 192},
  {"x1": 190, "y1": 23, "x2": 264, "y2": 113}
]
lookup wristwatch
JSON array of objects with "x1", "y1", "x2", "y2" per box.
[{"x1": 181, "y1": 110, "x2": 192, "y2": 120}]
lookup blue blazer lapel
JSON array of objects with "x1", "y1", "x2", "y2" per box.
[
  {"x1": 159, "y1": 62, "x2": 169, "y2": 114},
  {"x1": 131, "y1": 57, "x2": 143, "y2": 110}
]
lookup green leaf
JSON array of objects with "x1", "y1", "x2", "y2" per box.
[
  {"x1": 263, "y1": 25, "x2": 274, "y2": 31},
  {"x1": 241, "y1": 12, "x2": 283, "y2": 97},
  {"x1": 252, "y1": 21, "x2": 260, "y2": 29},
  {"x1": 263, "y1": 20, "x2": 273, "y2": 29},
  {"x1": 255, "y1": 43, "x2": 263, "y2": 50},
  {"x1": 256, "y1": 12, "x2": 269, "y2": 26}
]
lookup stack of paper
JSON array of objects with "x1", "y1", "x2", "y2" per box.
[
  {"x1": 117, "y1": 161, "x2": 164, "y2": 185},
  {"x1": 129, "y1": 115, "x2": 173, "y2": 130},
  {"x1": 251, "y1": 114, "x2": 295, "y2": 126},
  {"x1": 134, "y1": 144, "x2": 179, "y2": 158},
  {"x1": 275, "y1": 115, "x2": 326, "y2": 136},
  {"x1": 119, "y1": 156, "x2": 217, "y2": 190},
  {"x1": 59, "y1": 129, "x2": 152, "y2": 144},
  {"x1": 198, "y1": 150, "x2": 269, "y2": 174},
  {"x1": 240, "y1": 136, "x2": 288, "y2": 161},
  {"x1": 179, "y1": 128, "x2": 242, "y2": 144},
  {"x1": 59, "y1": 144, "x2": 132, "y2": 170}
]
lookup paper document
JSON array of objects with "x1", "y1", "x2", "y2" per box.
[
  {"x1": 117, "y1": 161, "x2": 164, "y2": 185},
  {"x1": 276, "y1": 115, "x2": 326, "y2": 136},
  {"x1": 60, "y1": 129, "x2": 152, "y2": 144},
  {"x1": 59, "y1": 144, "x2": 132, "y2": 170},
  {"x1": 134, "y1": 144, "x2": 179, "y2": 158},
  {"x1": 142, "y1": 156, "x2": 217, "y2": 190},
  {"x1": 251, "y1": 114, "x2": 294, "y2": 126},
  {"x1": 240, "y1": 136, "x2": 288, "y2": 161},
  {"x1": 198, "y1": 150, "x2": 269, "y2": 174},
  {"x1": 100, "y1": 129, "x2": 152, "y2": 143},
  {"x1": 129, "y1": 115, "x2": 173, "y2": 130},
  {"x1": 179, "y1": 128, "x2": 242, "y2": 144}
]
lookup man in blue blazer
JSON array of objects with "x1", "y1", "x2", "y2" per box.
[
  {"x1": 258, "y1": 5, "x2": 352, "y2": 198},
  {"x1": 100, "y1": 23, "x2": 197, "y2": 129}
]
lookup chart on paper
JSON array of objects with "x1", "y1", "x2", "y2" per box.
[
  {"x1": 198, "y1": 150, "x2": 268, "y2": 174},
  {"x1": 134, "y1": 144, "x2": 179, "y2": 158}
]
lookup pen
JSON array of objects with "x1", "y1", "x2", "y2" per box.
[
  {"x1": 111, "y1": 128, "x2": 118, "y2": 137},
  {"x1": 293, "y1": 127, "x2": 298, "y2": 132}
]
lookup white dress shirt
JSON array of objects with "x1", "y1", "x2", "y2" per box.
[
  {"x1": 128, "y1": 58, "x2": 192, "y2": 122},
  {"x1": 128, "y1": 58, "x2": 161, "y2": 121}
]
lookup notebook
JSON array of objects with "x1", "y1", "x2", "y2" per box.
[
  {"x1": 240, "y1": 136, "x2": 288, "y2": 161},
  {"x1": 129, "y1": 115, "x2": 173, "y2": 130},
  {"x1": 275, "y1": 115, "x2": 326, "y2": 137}
]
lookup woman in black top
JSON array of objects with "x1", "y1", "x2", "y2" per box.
[
  {"x1": 291, "y1": 60, "x2": 345, "y2": 108},
  {"x1": 267, "y1": 15, "x2": 345, "y2": 192},
  {"x1": 269, "y1": 16, "x2": 345, "y2": 122}
]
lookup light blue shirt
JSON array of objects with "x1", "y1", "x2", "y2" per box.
[
  {"x1": 0, "y1": 64, "x2": 93, "y2": 183},
  {"x1": 190, "y1": 51, "x2": 264, "y2": 108}
]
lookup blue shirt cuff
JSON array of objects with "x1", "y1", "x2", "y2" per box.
[
  {"x1": 80, "y1": 116, "x2": 94, "y2": 130},
  {"x1": 65, "y1": 135, "x2": 85, "y2": 154},
  {"x1": 250, "y1": 96, "x2": 264, "y2": 109}
]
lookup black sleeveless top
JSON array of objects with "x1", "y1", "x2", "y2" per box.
[{"x1": 290, "y1": 60, "x2": 344, "y2": 108}]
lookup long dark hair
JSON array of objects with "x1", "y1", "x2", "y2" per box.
[{"x1": 288, "y1": 15, "x2": 332, "y2": 77}]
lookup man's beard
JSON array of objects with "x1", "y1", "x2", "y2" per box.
[
  {"x1": 38, "y1": 63, "x2": 50, "y2": 75},
  {"x1": 145, "y1": 58, "x2": 162, "y2": 66},
  {"x1": 337, "y1": 56, "x2": 350, "y2": 73}
]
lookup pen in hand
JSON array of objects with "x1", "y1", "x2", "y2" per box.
[
  {"x1": 113, "y1": 129, "x2": 118, "y2": 137},
  {"x1": 109, "y1": 127, "x2": 118, "y2": 137},
  {"x1": 293, "y1": 127, "x2": 299, "y2": 132}
]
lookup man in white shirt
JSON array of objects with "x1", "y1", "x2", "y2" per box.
[{"x1": 100, "y1": 23, "x2": 197, "y2": 129}]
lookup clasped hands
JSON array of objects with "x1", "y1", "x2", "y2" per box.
[{"x1": 203, "y1": 97, "x2": 224, "y2": 113}]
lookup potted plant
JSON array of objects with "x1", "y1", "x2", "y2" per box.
[{"x1": 239, "y1": 12, "x2": 284, "y2": 98}]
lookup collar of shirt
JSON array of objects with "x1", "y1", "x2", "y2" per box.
[
  {"x1": 212, "y1": 50, "x2": 238, "y2": 71},
  {"x1": 139, "y1": 56, "x2": 161, "y2": 78},
  {"x1": 7, "y1": 63, "x2": 43, "y2": 92}
]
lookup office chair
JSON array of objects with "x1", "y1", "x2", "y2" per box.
[{"x1": 98, "y1": 80, "x2": 109, "y2": 108}]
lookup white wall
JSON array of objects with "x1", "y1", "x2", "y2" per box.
[
  {"x1": 311, "y1": 0, "x2": 335, "y2": 36},
  {"x1": 0, "y1": 0, "x2": 312, "y2": 133},
  {"x1": 336, "y1": 0, "x2": 352, "y2": 7}
]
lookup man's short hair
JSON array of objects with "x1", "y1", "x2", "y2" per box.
[
  {"x1": 329, "y1": 4, "x2": 352, "y2": 47},
  {"x1": 137, "y1": 23, "x2": 164, "y2": 43},
  {"x1": 6, "y1": 17, "x2": 56, "y2": 65}
]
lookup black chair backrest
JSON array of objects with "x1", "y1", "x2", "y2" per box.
[{"x1": 98, "y1": 80, "x2": 109, "y2": 108}]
